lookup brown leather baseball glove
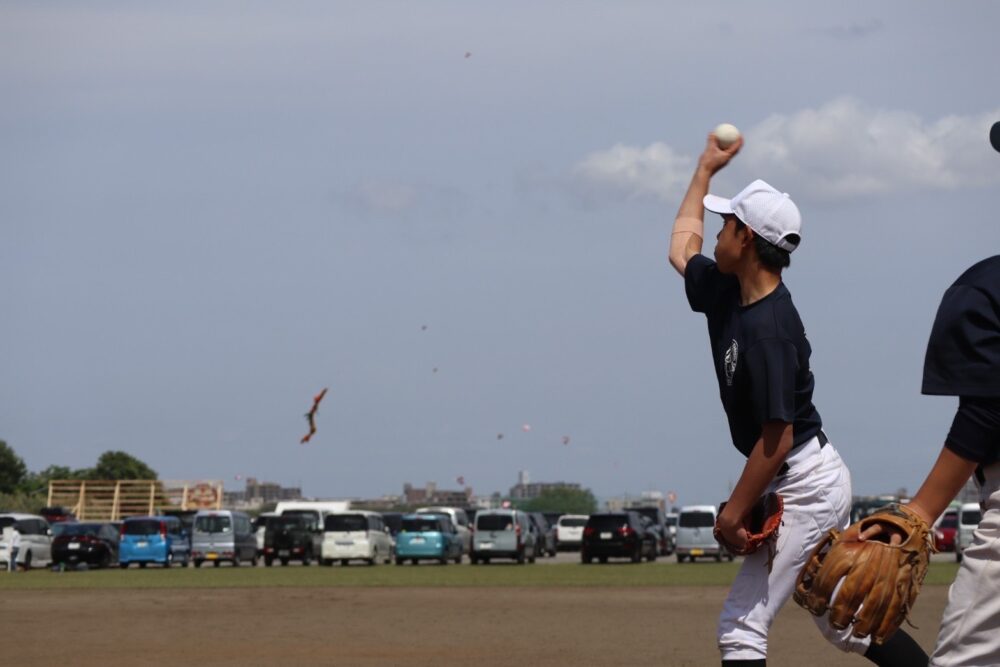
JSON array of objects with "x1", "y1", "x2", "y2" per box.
[
  {"x1": 714, "y1": 492, "x2": 784, "y2": 558},
  {"x1": 793, "y1": 503, "x2": 933, "y2": 644}
]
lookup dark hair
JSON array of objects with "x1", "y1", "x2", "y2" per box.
[{"x1": 733, "y1": 219, "x2": 792, "y2": 271}]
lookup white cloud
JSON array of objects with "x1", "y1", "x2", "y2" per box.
[
  {"x1": 572, "y1": 142, "x2": 693, "y2": 203},
  {"x1": 573, "y1": 98, "x2": 1000, "y2": 203}
]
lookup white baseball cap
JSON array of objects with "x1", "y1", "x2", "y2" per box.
[{"x1": 703, "y1": 179, "x2": 802, "y2": 252}]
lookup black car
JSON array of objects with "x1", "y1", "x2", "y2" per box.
[
  {"x1": 51, "y1": 522, "x2": 119, "y2": 569},
  {"x1": 581, "y1": 511, "x2": 657, "y2": 564},
  {"x1": 529, "y1": 512, "x2": 557, "y2": 557},
  {"x1": 630, "y1": 506, "x2": 671, "y2": 555},
  {"x1": 263, "y1": 515, "x2": 315, "y2": 566}
]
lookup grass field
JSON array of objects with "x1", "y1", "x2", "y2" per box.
[{"x1": 0, "y1": 560, "x2": 961, "y2": 590}]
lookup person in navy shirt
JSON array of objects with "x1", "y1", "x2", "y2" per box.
[{"x1": 668, "y1": 131, "x2": 925, "y2": 667}]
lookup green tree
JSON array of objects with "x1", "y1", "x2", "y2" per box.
[
  {"x1": 0, "y1": 440, "x2": 28, "y2": 494},
  {"x1": 90, "y1": 450, "x2": 157, "y2": 480},
  {"x1": 18, "y1": 465, "x2": 83, "y2": 495},
  {"x1": 521, "y1": 487, "x2": 598, "y2": 515}
]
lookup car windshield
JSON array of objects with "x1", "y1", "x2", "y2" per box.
[
  {"x1": 60, "y1": 524, "x2": 102, "y2": 537},
  {"x1": 559, "y1": 517, "x2": 587, "y2": 527},
  {"x1": 477, "y1": 515, "x2": 515, "y2": 531},
  {"x1": 679, "y1": 512, "x2": 715, "y2": 528},
  {"x1": 401, "y1": 518, "x2": 441, "y2": 533},
  {"x1": 194, "y1": 515, "x2": 231, "y2": 534},
  {"x1": 325, "y1": 515, "x2": 367, "y2": 532},
  {"x1": 940, "y1": 515, "x2": 958, "y2": 529},
  {"x1": 125, "y1": 519, "x2": 162, "y2": 535},
  {"x1": 961, "y1": 510, "x2": 982, "y2": 525},
  {"x1": 270, "y1": 517, "x2": 305, "y2": 530},
  {"x1": 587, "y1": 515, "x2": 628, "y2": 531}
]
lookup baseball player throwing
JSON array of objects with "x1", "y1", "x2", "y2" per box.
[{"x1": 668, "y1": 132, "x2": 926, "y2": 666}]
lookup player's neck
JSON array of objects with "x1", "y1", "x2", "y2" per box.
[{"x1": 735, "y1": 263, "x2": 782, "y2": 306}]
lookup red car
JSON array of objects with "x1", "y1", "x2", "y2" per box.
[
  {"x1": 40, "y1": 506, "x2": 76, "y2": 524},
  {"x1": 934, "y1": 509, "x2": 958, "y2": 552}
]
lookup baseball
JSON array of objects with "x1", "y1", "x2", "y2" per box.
[{"x1": 714, "y1": 123, "x2": 741, "y2": 148}]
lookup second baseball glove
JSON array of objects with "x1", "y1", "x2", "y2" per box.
[
  {"x1": 714, "y1": 492, "x2": 784, "y2": 558},
  {"x1": 793, "y1": 503, "x2": 933, "y2": 644}
]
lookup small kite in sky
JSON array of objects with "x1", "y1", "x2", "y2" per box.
[
  {"x1": 421, "y1": 324, "x2": 428, "y2": 331},
  {"x1": 562, "y1": 436, "x2": 571, "y2": 446},
  {"x1": 522, "y1": 423, "x2": 532, "y2": 432},
  {"x1": 497, "y1": 433, "x2": 504, "y2": 440},
  {"x1": 464, "y1": 52, "x2": 471, "y2": 59},
  {"x1": 432, "y1": 367, "x2": 439, "y2": 373},
  {"x1": 456, "y1": 476, "x2": 465, "y2": 486},
  {"x1": 300, "y1": 388, "x2": 328, "y2": 444}
]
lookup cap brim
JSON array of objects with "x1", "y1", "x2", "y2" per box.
[{"x1": 703, "y1": 194, "x2": 734, "y2": 215}]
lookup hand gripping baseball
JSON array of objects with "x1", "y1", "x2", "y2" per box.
[
  {"x1": 793, "y1": 504, "x2": 934, "y2": 644},
  {"x1": 714, "y1": 492, "x2": 784, "y2": 562}
]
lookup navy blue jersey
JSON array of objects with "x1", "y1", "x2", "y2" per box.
[
  {"x1": 684, "y1": 254, "x2": 822, "y2": 457},
  {"x1": 923, "y1": 256, "x2": 1000, "y2": 465}
]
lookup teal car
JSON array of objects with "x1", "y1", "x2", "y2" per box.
[{"x1": 394, "y1": 514, "x2": 462, "y2": 565}]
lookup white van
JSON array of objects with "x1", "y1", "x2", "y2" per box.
[
  {"x1": 321, "y1": 510, "x2": 394, "y2": 566},
  {"x1": 416, "y1": 507, "x2": 471, "y2": 555},
  {"x1": 675, "y1": 504, "x2": 732, "y2": 563},
  {"x1": 955, "y1": 502, "x2": 982, "y2": 563},
  {"x1": 0, "y1": 513, "x2": 53, "y2": 570}
]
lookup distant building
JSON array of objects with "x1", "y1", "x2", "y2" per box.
[
  {"x1": 223, "y1": 477, "x2": 302, "y2": 509},
  {"x1": 402, "y1": 482, "x2": 473, "y2": 507},
  {"x1": 508, "y1": 472, "x2": 581, "y2": 501}
]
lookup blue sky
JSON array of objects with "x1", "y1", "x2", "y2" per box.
[{"x1": 2, "y1": 2, "x2": 998, "y2": 506}]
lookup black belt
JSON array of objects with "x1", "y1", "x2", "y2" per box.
[{"x1": 777, "y1": 431, "x2": 828, "y2": 476}]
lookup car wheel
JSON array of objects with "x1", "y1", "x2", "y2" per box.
[
  {"x1": 22, "y1": 551, "x2": 32, "y2": 572},
  {"x1": 516, "y1": 551, "x2": 525, "y2": 565},
  {"x1": 439, "y1": 556, "x2": 448, "y2": 566},
  {"x1": 100, "y1": 552, "x2": 112, "y2": 569},
  {"x1": 599, "y1": 556, "x2": 608, "y2": 564},
  {"x1": 120, "y1": 562, "x2": 129, "y2": 569},
  {"x1": 411, "y1": 558, "x2": 418, "y2": 565},
  {"x1": 194, "y1": 560, "x2": 203, "y2": 568},
  {"x1": 647, "y1": 550, "x2": 657, "y2": 563},
  {"x1": 726, "y1": 552, "x2": 734, "y2": 562},
  {"x1": 631, "y1": 547, "x2": 642, "y2": 564},
  {"x1": 281, "y1": 558, "x2": 290, "y2": 566},
  {"x1": 956, "y1": 551, "x2": 963, "y2": 563},
  {"x1": 470, "y1": 555, "x2": 478, "y2": 565},
  {"x1": 580, "y1": 553, "x2": 591, "y2": 564},
  {"x1": 395, "y1": 557, "x2": 404, "y2": 566},
  {"x1": 139, "y1": 561, "x2": 147, "y2": 569},
  {"x1": 303, "y1": 550, "x2": 312, "y2": 566},
  {"x1": 715, "y1": 552, "x2": 722, "y2": 563},
  {"x1": 322, "y1": 559, "x2": 332, "y2": 566},
  {"x1": 265, "y1": 557, "x2": 274, "y2": 567},
  {"x1": 213, "y1": 560, "x2": 221, "y2": 568},
  {"x1": 251, "y1": 553, "x2": 259, "y2": 567},
  {"x1": 454, "y1": 553, "x2": 462, "y2": 565},
  {"x1": 341, "y1": 559, "x2": 349, "y2": 567},
  {"x1": 676, "y1": 554, "x2": 685, "y2": 563}
]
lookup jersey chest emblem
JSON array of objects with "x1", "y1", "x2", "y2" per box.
[{"x1": 724, "y1": 339, "x2": 738, "y2": 386}]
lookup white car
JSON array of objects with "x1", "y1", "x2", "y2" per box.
[
  {"x1": 955, "y1": 502, "x2": 982, "y2": 563},
  {"x1": 321, "y1": 511, "x2": 394, "y2": 566},
  {"x1": 416, "y1": 507, "x2": 472, "y2": 555},
  {"x1": 0, "y1": 513, "x2": 54, "y2": 570},
  {"x1": 253, "y1": 512, "x2": 277, "y2": 556},
  {"x1": 555, "y1": 514, "x2": 588, "y2": 551}
]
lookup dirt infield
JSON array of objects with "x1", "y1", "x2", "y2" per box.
[{"x1": 5, "y1": 585, "x2": 948, "y2": 666}]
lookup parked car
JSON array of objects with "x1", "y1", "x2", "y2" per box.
[
  {"x1": 664, "y1": 512, "x2": 678, "y2": 553},
  {"x1": 630, "y1": 506, "x2": 670, "y2": 555},
  {"x1": 395, "y1": 514, "x2": 463, "y2": 565},
  {"x1": 190, "y1": 510, "x2": 257, "y2": 568},
  {"x1": 529, "y1": 512, "x2": 556, "y2": 557},
  {"x1": 119, "y1": 515, "x2": 190, "y2": 568},
  {"x1": 253, "y1": 512, "x2": 277, "y2": 557},
  {"x1": 415, "y1": 507, "x2": 472, "y2": 555},
  {"x1": 380, "y1": 512, "x2": 403, "y2": 538},
  {"x1": 955, "y1": 502, "x2": 982, "y2": 563},
  {"x1": 321, "y1": 511, "x2": 394, "y2": 566},
  {"x1": 471, "y1": 509, "x2": 536, "y2": 565},
  {"x1": 555, "y1": 514, "x2": 588, "y2": 551},
  {"x1": 933, "y1": 508, "x2": 958, "y2": 552},
  {"x1": 162, "y1": 509, "x2": 197, "y2": 537},
  {"x1": 278, "y1": 509, "x2": 326, "y2": 559},
  {"x1": 675, "y1": 505, "x2": 732, "y2": 562},
  {"x1": 264, "y1": 514, "x2": 317, "y2": 566},
  {"x1": 542, "y1": 512, "x2": 563, "y2": 530},
  {"x1": 40, "y1": 506, "x2": 76, "y2": 524},
  {"x1": 0, "y1": 513, "x2": 53, "y2": 570},
  {"x1": 581, "y1": 511, "x2": 657, "y2": 564},
  {"x1": 52, "y1": 522, "x2": 120, "y2": 569}
]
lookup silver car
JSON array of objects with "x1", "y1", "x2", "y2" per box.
[
  {"x1": 471, "y1": 509, "x2": 536, "y2": 564},
  {"x1": 191, "y1": 510, "x2": 257, "y2": 568}
]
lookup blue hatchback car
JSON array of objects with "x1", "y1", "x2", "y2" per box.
[
  {"x1": 394, "y1": 514, "x2": 462, "y2": 565},
  {"x1": 119, "y1": 516, "x2": 190, "y2": 568}
]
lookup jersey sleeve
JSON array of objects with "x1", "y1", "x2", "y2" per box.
[
  {"x1": 922, "y1": 284, "x2": 1000, "y2": 397},
  {"x1": 944, "y1": 397, "x2": 1000, "y2": 465},
  {"x1": 745, "y1": 338, "x2": 798, "y2": 425},
  {"x1": 684, "y1": 254, "x2": 726, "y2": 314}
]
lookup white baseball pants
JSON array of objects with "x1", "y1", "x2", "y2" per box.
[
  {"x1": 717, "y1": 436, "x2": 872, "y2": 661},
  {"x1": 930, "y1": 460, "x2": 1000, "y2": 667}
]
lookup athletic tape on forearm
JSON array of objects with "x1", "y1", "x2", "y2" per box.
[{"x1": 672, "y1": 216, "x2": 703, "y2": 238}]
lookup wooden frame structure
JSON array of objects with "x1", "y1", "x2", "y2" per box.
[{"x1": 47, "y1": 480, "x2": 224, "y2": 521}]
